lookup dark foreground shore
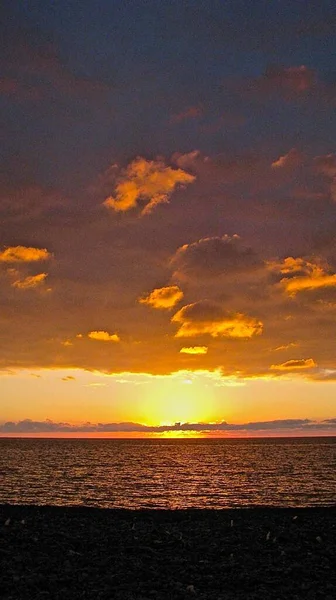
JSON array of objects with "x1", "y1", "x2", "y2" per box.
[{"x1": 1, "y1": 505, "x2": 335, "y2": 600}]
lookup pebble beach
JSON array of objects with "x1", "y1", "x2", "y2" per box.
[{"x1": 1, "y1": 504, "x2": 335, "y2": 599}]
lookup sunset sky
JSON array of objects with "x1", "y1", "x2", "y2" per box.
[{"x1": 1, "y1": 1, "x2": 336, "y2": 436}]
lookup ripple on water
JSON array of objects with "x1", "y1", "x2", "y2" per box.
[{"x1": 0, "y1": 437, "x2": 335, "y2": 508}]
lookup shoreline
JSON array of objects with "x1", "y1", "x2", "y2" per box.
[{"x1": 1, "y1": 505, "x2": 335, "y2": 599}]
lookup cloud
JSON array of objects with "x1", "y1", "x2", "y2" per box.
[
  {"x1": 268, "y1": 256, "x2": 313, "y2": 276},
  {"x1": 139, "y1": 285, "x2": 184, "y2": 309},
  {"x1": 172, "y1": 301, "x2": 263, "y2": 339},
  {"x1": 270, "y1": 358, "x2": 316, "y2": 370},
  {"x1": 271, "y1": 148, "x2": 303, "y2": 169},
  {"x1": 12, "y1": 273, "x2": 48, "y2": 289},
  {"x1": 314, "y1": 153, "x2": 336, "y2": 201},
  {"x1": 180, "y1": 346, "x2": 208, "y2": 355},
  {"x1": 271, "y1": 342, "x2": 299, "y2": 352},
  {"x1": 250, "y1": 65, "x2": 316, "y2": 100},
  {"x1": 172, "y1": 150, "x2": 205, "y2": 171},
  {"x1": 88, "y1": 331, "x2": 120, "y2": 342},
  {"x1": 62, "y1": 340, "x2": 73, "y2": 347},
  {"x1": 170, "y1": 105, "x2": 203, "y2": 124},
  {"x1": 0, "y1": 246, "x2": 51, "y2": 262},
  {"x1": 314, "y1": 153, "x2": 336, "y2": 178},
  {"x1": 268, "y1": 257, "x2": 336, "y2": 295},
  {"x1": 1, "y1": 417, "x2": 334, "y2": 434},
  {"x1": 310, "y1": 369, "x2": 336, "y2": 381},
  {"x1": 170, "y1": 235, "x2": 260, "y2": 279},
  {"x1": 103, "y1": 157, "x2": 195, "y2": 214},
  {"x1": 61, "y1": 376, "x2": 75, "y2": 381},
  {"x1": 0, "y1": 32, "x2": 109, "y2": 102},
  {"x1": 243, "y1": 64, "x2": 336, "y2": 108}
]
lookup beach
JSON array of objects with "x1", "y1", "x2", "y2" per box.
[{"x1": 1, "y1": 505, "x2": 335, "y2": 599}]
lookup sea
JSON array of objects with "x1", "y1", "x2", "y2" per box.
[{"x1": 0, "y1": 437, "x2": 335, "y2": 509}]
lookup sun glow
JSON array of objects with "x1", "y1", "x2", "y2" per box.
[{"x1": 140, "y1": 380, "x2": 216, "y2": 426}]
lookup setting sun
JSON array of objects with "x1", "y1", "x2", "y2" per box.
[{"x1": 140, "y1": 381, "x2": 216, "y2": 426}]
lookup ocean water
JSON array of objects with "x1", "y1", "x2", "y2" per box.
[{"x1": 0, "y1": 437, "x2": 335, "y2": 509}]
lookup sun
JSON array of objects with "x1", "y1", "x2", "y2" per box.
[
  {"x1": 143, "y1": 396, "x2": 199, "y2": 425},
  {"x1": 140, "y1": 377, "x2": 215, "y2": 426}
]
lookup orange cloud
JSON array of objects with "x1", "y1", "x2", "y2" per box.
[
  {"x1": 271, "y1": 148, "x2": 302, "y2": 169},
  {"x1": 172, "y1": 301, "x2": 263, "y2": 339},
  {"x1": 180, "y1": 346, "x2": 208, "y2": 355},
  {"x1": 268, "y1": 257, "x2": 336, "y2": 295},
  {"x1": 285, "y1": 273, "x2": 336, "y2": 295},
  {"x1": 268, "y1": 256, "x2": 311, "y2": 275},
  {"x1": 12, "y1": 273, "x2": 48, "y2": 289},
  {"x1": 88, "y1": 331, "x2": 120, "y2": 342},
  {"x1": 272, "y1": 342, "x2": 299, "y2": 352},
  {"x1": 271, "y1": 358, "x2": 316, "y2": 370},
  {"x1": 103, "y1": 157, "x2": 195, "y2": 214},
  {"x1": 0, "y1": 246, "x2": 51, "y2": 262},
  {"x1": 139, "y1": 285, "x2": 184, "y2": 309}
]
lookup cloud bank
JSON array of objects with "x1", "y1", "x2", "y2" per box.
[{"x1": 1, "y1": 418, "x2": 335, "y2": 434}]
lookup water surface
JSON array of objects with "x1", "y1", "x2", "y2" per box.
[{"x1": 0, "y1": 437, "x2": 335, "y2": 508}]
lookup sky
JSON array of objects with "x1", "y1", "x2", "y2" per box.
[{"x1": 1, "y1": 0, "x2": 336, "y2": 436}]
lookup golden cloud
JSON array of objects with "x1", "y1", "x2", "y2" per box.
[
  {"x1": 103, "y1": 156, "x2": 195, "y2": 214},
  {"x1": 172, "y1": 301, "x2": 263, "y2": 339},
  {"x1": 271, "y1": 148, "x2": 302, "y2": 169},
  {"x1": 88, "y1": 331, "x2": 120, "y2": 342},
  {"x1": 0, "y1": 246, "x2": 51, "y2": 262},
  {"x1": 12, "y1": 273, "x2": 48, "y2": 289},
  {"x1": 285, "y1": 273, "x2": 336, "y2": 295},
  {"x1": 272, "y1": 342, "x2": 299, "y2": 352},
  {"x1": 179, "y1": 346, "x2": 208, "y2": 355},
  {"x1": 268, "y1": 256, "x2": 336, "y2": 295},
  {"x1": 271, "y1": 358, "x2": 316, "y2": 370},
  {"x1": 268, "y1": 256, "x2": 311, "y2": 275},
  {"x1": 139, "y1": 285, "x2": 184, "y2": 309}
]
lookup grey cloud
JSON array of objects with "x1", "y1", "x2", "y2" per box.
[
  {"x1": 173, "y1": 300, "x2": 227, "y2": 323},
  {"x1": 170, "y1": 235, "x2": 261, "y2": 280},
  {"x1": 2, "y1": 417, "x2": 334, "y2": 434}
]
